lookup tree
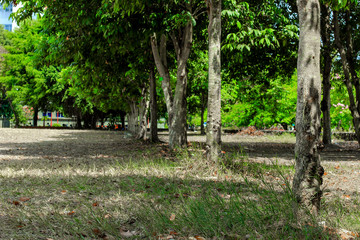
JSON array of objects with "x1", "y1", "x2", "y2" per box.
[
  {"x1": 320, "y1": 3, "x2": 333, "y2": 145},
  {"x1": 292, "y1": 0, "x2": 324, "y2": 215},
  {"x1": 333, "y1": 4, "x2": 360, "y2": 144},
  {"x1": 206, "y1": 0, "x2": 222, "y2": 163},
  {"x1": 149, "y1": 1, "x2": 196, "y2": 149},
  {"x1": 149, "y1": 65, "x2": 160, "y2": 142}
]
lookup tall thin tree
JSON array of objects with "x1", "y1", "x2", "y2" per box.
[
  {"x1": 206, "y1": 0, "x2": 222, "y2": 163},
  {"x1": 292, "y1": 0, "x2": 324, "y2": 215}
]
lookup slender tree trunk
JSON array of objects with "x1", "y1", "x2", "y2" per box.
[
  {"x1": 320, "y1": 3, "x2": 332, "y2": 145},
  {"x1": 333, "y1": 11, "x2": 360, "y2": 144},
  {"x1": 292, "y1": 0, "x2": 324, "y2": 216},
  {"x1": 149, "y1": 67, "x2": 160, "y2": 142},
  {"x1": 76, "y1": 112, "x2": 82, "y2": 129},
  {"x1": 91, "y1": 113, "x2": 98, "y2": 129},
  {"x1": 200, "y1": 106, "x2": 205, "y2": 135},
  {"x1": 128, "y1": 101, "x2": 139, "y2": 134},
  {"x1": 137, "y1": 88, "x2": 150, "y2": 140},
  {"x1": 151, "y1": 17, "x2": 193, "y2": 148},
  {"x1": 120, "y1": 111, "x2": 126, "y2": 130},
  {"x1": 150, "y1": 34, "x2": 174, "y2": 128},
  {"x1": 33, "y1": 107, "x2": 38, "y2": 127},
  {"x1": 8, "y1": 99, "x2": 19, "y2": 127},
  {"x1": 206, "y1": 0, "x2": 222, "y2": 163}
]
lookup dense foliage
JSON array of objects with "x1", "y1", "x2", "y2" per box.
[{"x1": 0, "y1": 0, "x2": 356, "y2": 132}]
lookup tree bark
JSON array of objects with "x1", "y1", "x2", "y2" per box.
[
  {"x1": 292, "y1": 0, "x2": 324, "y2": 216},
  {"x1": 320, "y1": 3, "x2": 332, "y2": 145},
  {"x1": 33, "y1": 107, "x2": 38, "y2": 127},
  {"x1": 150, "y1": 15, "x2": 193, "y2": 149},
  {"x1": 150, "y1": 34, "x2": 174, "y2": 128},
  {"x1": 200, "y1": 104, "x2": 205, "y2": 135},
  {"x1": 333, "y1": 11, "x2": 360, "y2": 144},
  {"x1": 128, "y1": 101, "x2": 139, "y2": 134},
  {"x1": 137, "y1": 88, "x2": 150, "y2": 140},
  {"x1": 149, "y1": 67, "x2": 160, "y2": 142},
  {"x1": 8, "y1": 98, "x2": 19, "y2": 127},
  {"x1": 76, "y1": 112, "x2": 82, "y2": 129},
  {"x1": 206, "y1": 0, "x2": 222, "y2": 163},
  {"x1": 120, "y1": 111, "x2": 126, "y2": 130}
]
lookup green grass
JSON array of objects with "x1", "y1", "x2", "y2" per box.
[{"x1": 0, "y1": 135, "x2": 357, "y2": 239}]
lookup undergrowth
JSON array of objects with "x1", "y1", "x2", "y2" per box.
[
  {"x1": 138, "y1": 147, "x2": 335, "y2": 240},
  {"x1": 0, "y1": 132, "x2": 357, "y2": 239}
]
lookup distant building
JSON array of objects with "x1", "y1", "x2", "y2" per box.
[{"x1": 0, "y1": 3, "x2": 21, "y2": 31}]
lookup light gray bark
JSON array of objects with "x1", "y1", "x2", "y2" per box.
[
  {"x1": 292, "y1": 0, "x2": 324, "y2": 216},
  {"x1": 150, "y1": 15, "x2": 193, "y2": 149},
  {"x1": 127, "y1": 101, "x2": 139, "y2": 134},
  {"x1": 137, "y1": 88, "x2": 150, "y2": 140},
  {"x1": 127, "y1": 88, "x2": 150, "y2": 140},
  {"x1": 320, "y1": 3, "x2": 332, "y2": 145},
  {"x1": 150, "y1": 34, "x2": 174, "y2": 128},
  {"x1": 333, "y1": 11, "x2": 360, "y2": 144},
  {"x1": 206, "y1": 0, "x2": 222, "y2": 163}
]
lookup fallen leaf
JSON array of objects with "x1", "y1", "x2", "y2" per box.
[
  {"x1": 169, "y1": 231, "x2": 178, "y2": 235},
  {"x1": 169, "y1": 213, "x2": 176, "y2": 221},
  {"x1": 335, "y1": 166, "x2": 340, "y2": 169},
  {"x1": 13, "y1": 201, "x2": 20, "y2": 206},
  {"x1": 93, "y1": 228, "x2": 101, "y2": 235},
  {"x1": 104, "y1": 214, "x2": 112, "y2": 219},
  {"x1": 194, "y1": 235, "x2": 206, "y2": 240},
  {"x1": 67, "y1": 211, "x2": 75, "y2": 215},
  {"x1": 19, "y1": 197, "x2": 30, "y2": 202}
]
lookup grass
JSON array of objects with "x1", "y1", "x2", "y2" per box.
[{"x1": 0, "y1": 130, "x2": 358, "y2": 239}]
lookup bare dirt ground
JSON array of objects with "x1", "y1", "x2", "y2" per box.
[
  {"x1": 160, "y1": 132, "x2": 360, "y2": 200},
  {"x1": 1, "y1": 128, "x2": 359, "y2": 208}
]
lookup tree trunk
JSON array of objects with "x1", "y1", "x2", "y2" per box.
[
  {"x1": 200, "y1": 105, "x2": 205, "y2": 135},
  {"x1": 120, "y1": 111, "x2": 126, "y2": 130},
  {"x1": 206, "y1": 0, "x2": 222, "y2": 163},
  {"x1": 149, "y1": 67, "x2": 160, "y2": 142},
  {"x1": 91, "y1": 113, "x2": 98, "y2": 129},
  {"x1": 320, "y1": 3, "x2": 332, "y2": 145},
  {"x1": 76, "y1": 112, "x2": 82, "y2": 129},
  {"x1": 151, "y1": 16, "x2": 193, "y2": 148},
  {"x1": 8, "y1": 98, "x2": 19, "y2": 127},
  {"x1": 333, "y1": 11, "x2": 360, "y2": 144},
  {"x1": 128, "y1": 101, "x2": 139, "y2": 134},
  {"x1": 150, "y1": 34, "x2": 174, "y2": 128},
  {"x1": 292, "y1": 0, "x2": 324, "y2": 216},
  {"x1": 137, "y1": 88, "x2": 150, "y2": 140},
  {"x1": 33, "y1": 107, "x2": 38, "y2": 127}
]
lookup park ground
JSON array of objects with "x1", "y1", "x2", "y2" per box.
[{"x1": 0, "y1": 129, "x2": 359, "y2": 239}]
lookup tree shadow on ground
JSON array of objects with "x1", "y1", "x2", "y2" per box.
[{"x1": 0, "y1": 129, "x2": 299, "y2": 239}]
